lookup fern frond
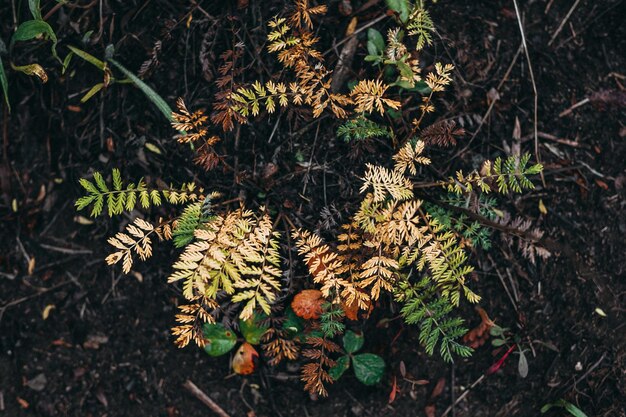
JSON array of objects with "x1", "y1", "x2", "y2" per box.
[
  {"x1": 170, "y1": 207, "x2": 284, "y2": 321},
  {"x1": 171, "y1": 98, "x2": 210, "y2": 143},
  {"x1": 337, "y1": 116, "x2": 391, "y2": 142},
  {"x1": 106, "y1": 217, "x2": 171, "y2": 273},
  {"x1": 360, "y1": 163, "x2": 414, "y2": 202},
  {"x1": 446, "y1": 154, "x2": 543, "y2": 195},
  {"x1": 76, "y1": 169, "x2": 202, "y2": 217},
  {"x1": 171, "y1": 296, "x2": 219, "y2": 348},
  {"x1": 393, "y1": 140, "x2": 431, "y2": 175},
  {"x1": 289, "y1": 0, "x2": 328, "y2": 30},
  {"x1": 230, "y1": 80, "x2": 289, "y2": 117},
  {"x1": 395, "y1": 276, "x2": 473, "y2": 362},
  {"x1": 420, "y1": 119, "x2": 464, "y2": 147},
  {"x1": 406, "y1": 4, "x2": 435, "y2": 50},
  {"x1": 301, "y1": 335, "x2": 340, "y2": 397},
  {"x1": 351, "y1": 79, "x2": 401, "y2": 115}
]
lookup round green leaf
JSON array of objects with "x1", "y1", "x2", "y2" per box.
[
  {"x1": 202, "y1": 323, "x2": 237, "y2": 357},
  {"x1": 352, "y1": 353, "x2": 385, "y2": 386},
  {"x1": 367, "y1": 28, "x2": 385, "y2": 55},
  {"x1": 343, "y1": 330, "x2": 364, "y2": 354},
  {"x1": 283, "y1": 306, "x2": 305, "y2": 335},
  {"x1": 239, "y1": 313, "x2": 269, "y2": 345},
  {"x1": 328, "y1": 355, "x2": 350, "y2": 381}
]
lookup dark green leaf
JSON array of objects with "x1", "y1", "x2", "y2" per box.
[
  {"x1": 563, "y1": 402, "x2": 588, "y2": 417},
  {"x1": 29, "y1": 0, "x2": 42, "y2": 20},
  {"x1": 396, "y1": 60, "x2": 413, "y2": 80},
  {"x1": 489, "y1": 325, "x2": 505, "y2": 337},
  {"x1": 239, "y1": 314, "x2": 269, "y2": 345},
  {"x1": 342, "y1": 330, "x2": 364, "y2": 354},
  {"x1": 352, "y1": 353, "x2": 385, "y2": 385},
  {"x1": 107, "y1": 58, "x2": 173, "y2": 122},
  {"x1": 414, "y1": 80, "x2": 431, "y2": 94},
  {"x1": 367, "y1": 28, "x2": 385, "y2": 54},
  {"x1": 385, "y1": 0, "x2": 402, "y2": 12},
  {"x1": 392, "y1": 79, "x2": 415, "y2": 89},
  {"x1": 11, "y1": 20, "x2": 59, "y2": 61},
  {"x1": 202, "y1": 323, "x2": 237, "y2": 357},
  {"x1": 329, "y1": 355, "x2": 350, "y2": 381},
  {"x1": 491, "y1": 338, "x2": 506, "y2": 347},
  {"x1": 67, "y1": 45, "x2": 106, "y2": 71},
  {"x1": 283, "y1": 306, "x2": 305, "y2": 335},
  {"x1": 0, "y1": 56, "x2": 9, "y2": 112},
  {"x1": 364, "y1": 55, "x2": 381, "y2": 63}
]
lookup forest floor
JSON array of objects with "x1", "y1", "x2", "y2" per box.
[{"x1": 1, "y1": 0, "x2": 625, "y2": 416}]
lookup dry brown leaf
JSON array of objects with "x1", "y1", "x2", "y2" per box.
[
  {"x1": 463, "y1": 307, "x2": 495, "y2": 348},
  {"x1": 291, "y1": 290, "x2": 324, "y2": 319}
]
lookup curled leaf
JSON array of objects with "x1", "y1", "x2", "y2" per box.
[
  {"x1": 291, "y1": 289, "x2": 324, "y2": 320},
  {"x1": 11, "y1": 63, "x2": 48, "y2": 83},
  {"x1": 232, "y1": 342, "x2": 258, "y2": 375}
]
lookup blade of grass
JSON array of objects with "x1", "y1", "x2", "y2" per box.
[
  {"x1": 67, "y1": 45, "x2": 106, "y2": 71},
  {"x1": 0, "y1": 57, "x2": 9, "y2": 112},
  {"x1": 107, "y1": 58, "x2": 172, "y2": 121}
]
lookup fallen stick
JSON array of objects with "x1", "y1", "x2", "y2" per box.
[{"x1": 183, "y1": 380, "x2": 232, "y2": 417}]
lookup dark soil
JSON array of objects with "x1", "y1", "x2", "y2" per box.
[{"x1": 1, "y1": 1, "x2": 624, "y2": 416}]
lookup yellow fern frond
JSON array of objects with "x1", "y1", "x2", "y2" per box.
[
  {"x1": 360, "y1": 163, "x2": 414, "y2": 202},
  {"x1": 393, "y1": 140, "x2": 431, "y2": 175},
  {"x1": 351, "y1": 79, "x2": 401, "y2": 115}
]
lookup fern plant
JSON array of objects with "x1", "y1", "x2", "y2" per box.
[{"x1": 74, "y1": 0, "x2": 549, "y2": 400}]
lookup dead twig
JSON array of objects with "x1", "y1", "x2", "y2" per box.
[
  {"x1": 512, "y1": 0, "x2": 545, "y2": 187},
  {"x1": 548, "y1": 0, "x2": 582, "y2": 46},
  {"x1": 183, "y1": 380, "x2": 232, "y2": 417}
]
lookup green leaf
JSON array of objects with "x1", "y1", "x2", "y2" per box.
[
  {"x1": 367, "y1": 28, "x2": 385, "y2": 55},
  {"x1": 81, "y1": 83, "x2": 104, "y2": 102},
  {"x1": 0, "y1": 56, "x2": 9, "y2": 112},
  {"x1": 202, "y1": 323, "x2": 237, "y2": 357},
  {"x1": 329, "y1": 355, "x2": 350, "y2": 381},
  {"x1": 61, "y1": 51, "x2": 73, "y2": 74},
  {"x1": 491, "y1": 338, "x2": 506, "y2": 347},
  {"x1": 489, "y1": 325, "x2": 505, "y2": 337},
  {"x1": 396, "y1": 60, "x2": 413, "y2": 80},
  {"x1": 364, "y1": 55, "x2": 381, "y2": 63},
  {"x1": 11, "y1": 20, "x2": 59, "y2": 61},
  {"x1": 107, "y1": 57, "x2": 173, "y2": 122},
  {"x1": 342, "y1": 330, "x2": 364, "y2": 354},
  {"x1": 283, "y1": 306, "x2": 305, "y2": 335},
  {"x1": 239, "y1": 313, "x2": 269, "y2": 345},
  {"x1": 29, "y1": 0, "x2": 42, "y2": 20},
  {"x1": 563, "y1": 402, "x2": 589, "y2": 417},
  {"x1": 352, "y1": 353, "x2": 385, "y2": 385},
  {"x1": 541, "y1": 400, "x2": 588, "y2": 417},
  {"x1": 385, "y1": 0, "x2": 410, "y2": 22},
  {"x1": 67, "y1": 46, "x2": 106, "y2": 71}
]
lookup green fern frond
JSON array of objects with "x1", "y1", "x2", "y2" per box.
[
  {"x1": 320, "y1": 302, "x2": 345, "y2": 338},
  {"x1": 446, "y1": 153, "x2": 543, "y2": 195},
  {"x1": 337, "y1": 117, "x2": 391, "y2": 142},
  {"x1": 76, "y1": 169, "x2": 202, "y2": 217},
  {"x1": 406, "y1": 3, "x2": 435, "y2": 50},
  {"x1": 396, "y1": 276, "x2": 473, "y2": 362}
]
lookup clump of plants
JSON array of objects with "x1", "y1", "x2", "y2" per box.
[{"x1": 75, "y1": 0, "x2": 548, "y2": 397}]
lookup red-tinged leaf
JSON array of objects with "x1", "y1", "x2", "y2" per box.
[
  {"x1": 17, "y1": 397, "x2": 29, "y2": 408},
  {"x1": 430, "y1": 377, "x2": 446, "y2": 399},
  {"x1": 425, "y1": 404, "x2": 436, "y2": 417},
  {"x1": 388, "y1": 375, "x2": 398, "y2": 404},
  {"x1": 232, "y1": 342, "x2": 259, "y2": 375},
  {"x1": 487, "y1": 344, "x2": 516, "y2": 375},
  {"x1": 595, "y1": 179, "x2": 609, "y2": 190}
]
